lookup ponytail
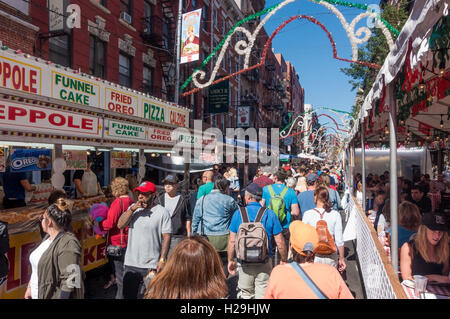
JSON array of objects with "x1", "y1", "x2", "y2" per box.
[{"x1": 314, "y1": 186, "x2": 332, "y2": 212}]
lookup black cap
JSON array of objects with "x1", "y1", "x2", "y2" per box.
[
  {"x1": 422, "y1": 213, "x2": 448, "y2": 231},
  {"x1": 162, "y1": 174, "x2": 179, "y2": 184},
  {"x1": 244, "y1": 183, "x2": 263, "y2": 197}
]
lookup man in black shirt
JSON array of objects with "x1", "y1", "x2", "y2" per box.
[{"x1": 406, "y1": 184, "x2": 432, "y2": 215}]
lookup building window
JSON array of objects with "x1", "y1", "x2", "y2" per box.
[
  {"x1": 119, "y1": 53, "x2": 132, "y2": 88},
  {"x1": 89, "y1": 35, "x2": 106, "y2": 78},
  {"x1": 143, "y1": 1, "x2": 153, "y2": 34},
  {"x1": 222, "y1": 53, "x2": 226, "y2": 70},
  {"x1": 162, "y1": 17, "x2": 171, "y2": 50},
  {"x1": 228, "y1": 53, "x2": 232, "y2": 73},
  {"x1": 143, "y1": 66, "x2": 153, "y2": 94},
  {"x1": 120, "y1": 0, "x2": 132, "y2": 15},
  {"x1": 191, "y1": 0, "x2": 197, "y2": 9},
  {"x1": 1, "y1": 0, "x2": 29, "y2": 14},
  {"x1": 202, "y1": 3, "x2": 209, "y2": 31},
  {"x1": 49, "y1": 35, "x2": 71, "y2": 67}
]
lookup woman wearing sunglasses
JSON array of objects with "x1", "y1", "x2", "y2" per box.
[{"x1": 25, "y1": 201, "x2": 84, "y2": 299}]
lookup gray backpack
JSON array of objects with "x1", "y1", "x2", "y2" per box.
[{"x1": 235, "y1": 207, "x2": 269, "y2": 264}]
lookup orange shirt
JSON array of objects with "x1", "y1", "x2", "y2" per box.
[{"x1": 264, "y1": 263, "x2": 354, "y2": 299}]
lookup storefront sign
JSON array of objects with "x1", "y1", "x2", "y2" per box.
[
  {"x1": 10, "y1": 149, "x2": 51, "y2": 172},
  {"x1": 209, "y1": 79, "x2": 229, "y2": 114},
  {"x1": 105, "y1": 88, "x2": 138, "y2": 116},
  {"x1": 0, "y1": 49, "x2": 189, "y2": 127},
  {"x1": 0, "y1": 148, "x2": 5, "y2": 172},
  {"x1": 64, "y1": 150, "x2": 87, "y2": 170},
  {"x1": 0, "y1": 100, "x2": 102, "y2": 138},
  {"x1": 148, "y1": 127, "x2": 174, "y2": 144},
  {"x1": 111, "y1": 151, "x2": 132, "y2": 168},
  {"x1": 52, "y1": 71, "x2": 100, "y2": 107},
  {"x1": 237, "y1": 106, "x2": 250, "y2": 128},
  {"x1": 0, "y1": 219, "x2": 107, "y2": 299},
  {"x1": 107, "y1": 120, "x2": 146, "y2": 140},
  {"x1": 0, "y1": 55, "x2": 41, "y2": 94}
]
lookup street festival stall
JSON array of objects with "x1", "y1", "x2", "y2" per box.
[{"x1": 0, "y1": 46, "x2": 190, "y2": 298}]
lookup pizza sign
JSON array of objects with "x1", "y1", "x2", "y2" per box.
[{"x1": 237, "y1": 106, "x2": 250, "y2": 128}]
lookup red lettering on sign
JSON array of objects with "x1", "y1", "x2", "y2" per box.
[
  {"x1": 83, "y1": 246, "x2": 96, "y2": 266},
  {"x1": 8, "y1": 106, "x2": 26, "y2": 121},
  {"x1": 29, "y1": 109, "x2": 46, "y2": 123},
  {"x1": 21, "y1": 242, "x2": 36, "y2": 285},
  {"x1": 6, "y1": 247, "x2": 20, "y2": 291},
  {"x1": 29, "y1": 70, "x2": 37, "y2": 93},
  {"x1": 2, "y1": 62, "x2": 11, "y2": 87},
  {"x1": 0, "y1": 104, "x2": 5, "y2": 120},
  {"x1": 82, "y1": 118, "x2": 93, "y2": 130},
  {"x1": 67, "y1": 116, "x2": 80, "y2": 129},
  {"x1": 12, "y1": 65, "x2": 21, "y2": 90},
  {"x1": 48, "y1": 113, "x2": 66, "y2": 126},
  {"x1": 97, "y1": 242, "x2": 106, "y2": 260}
]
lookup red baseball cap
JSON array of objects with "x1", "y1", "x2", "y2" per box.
[{"x1": 134, "y1": 181, "x2": 156, "y2": 194}]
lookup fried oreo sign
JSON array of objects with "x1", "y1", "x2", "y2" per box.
[{"x1": 0, "y1": 100, "x2": 102, "y2": 138}]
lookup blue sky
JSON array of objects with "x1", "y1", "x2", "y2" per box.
[{"x1": 263, "y1": 0, "x2": 383, "y2": 126}]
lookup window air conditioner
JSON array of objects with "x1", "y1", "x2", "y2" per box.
[{"x1": 120, "y1": 11, "x2": 132, "y2": 25}]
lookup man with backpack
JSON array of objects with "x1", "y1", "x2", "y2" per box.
[
  {"x1": 261, "y1": 169, "x2": 300, "y2": 256},
  {"x1": 227, "y1": 183, "x2": 288, "y2": 299}
]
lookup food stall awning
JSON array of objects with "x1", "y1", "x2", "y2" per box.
[{"x1": 348, "y1": 0, "x2": 449, "y2": 145}]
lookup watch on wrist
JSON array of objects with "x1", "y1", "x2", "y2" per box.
[{"x1": 159, "y1": 257, "x2": 166, "y2": 263}]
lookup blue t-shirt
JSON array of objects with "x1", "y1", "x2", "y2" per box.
[
  {"x1": 390, "y1": 226, "x2": 417, "y2": 248},
  {"x1": 262, "y1": 183, "x2": 299, "y2": 229},
  {"x1": 229, "y1": 202, "x2": 282, "y2": 258},
  {"x1": 297, "y1": 190, "x2": 316, "y2": 217},
  {"x1": 2, "y1": 168, "x2": 27, "y2": 200}
]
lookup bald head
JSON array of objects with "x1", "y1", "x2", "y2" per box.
[{"x1": 202, "y1": 170, "x2": 214, "y2": 183}]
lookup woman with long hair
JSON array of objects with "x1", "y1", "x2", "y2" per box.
[
  {"x1": 400, "y1": 213, "x2": 449, "y2": 283},
  {"x1": 301, "y1": 186, "x2": 346, "y2": 273},
  {"x1": 25, "y1": 202, "x2": 83, "y2": 299},
  {"x1": 99, "y1": 177, "x2": 134, "y2": 299},
  {"x1": 144, "y1": 236, "x2": 228, "y2": 299}
]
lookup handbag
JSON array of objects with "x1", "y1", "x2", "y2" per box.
[
  {"x1": 290, "y1": 262, "x2": 328, "y2": 299},
  {"x1": 106, "y1": 198, "x2": 126, "y2": 258}
]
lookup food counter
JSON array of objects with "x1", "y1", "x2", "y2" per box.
[{"x1": 0, "y1": 195, "x2": 108, "y2": 299}]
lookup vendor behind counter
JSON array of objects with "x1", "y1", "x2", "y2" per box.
[
  {"x1": 73, "y1": 156, "x2": 104, "y2": 199},
  {"x1": 1, "y1": 166, "x2": 36, "y2": 209}
]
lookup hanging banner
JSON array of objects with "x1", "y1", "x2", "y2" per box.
[
  {"x1": 111, "y1": 152, "x2": 132, "y2": 169},
  {"x1": 237, "y1": 106, "x2": 250, "y2": 128},
  {"x1": 63, "y1": 150, "x2": 87, "y2": 170},
  {"x1": 0, "y1": 100, "x2": 102, "y2": 138},
  {"x1": 180, "y1": 8, "x2": 202, "y2": 64},
  {"x1": 106, "y1": 120, "x2": 147, "y2": 140},
  {"x1": 10, "y1": 149, "x2": 51, "y2": 172},
  {"x1": 0, "y1": 148, "x2": 5, "y2": 172}
]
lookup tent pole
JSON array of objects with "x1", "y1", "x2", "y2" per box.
[
  {"x1": 388, "y1": 81, "x2": 399, "y2": 274},
  {"x1": 361, "y1": 121, "x2": 366, "y2": 212}
]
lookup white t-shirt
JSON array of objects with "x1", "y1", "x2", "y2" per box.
[
  {"x1": 302, "y1": 207, "x2": 344, "y2": 248},
  {"x1": 164, "y1": 193, "x2": 180, "y2": 217},
  {"x1": 29, "y1": 238, "x2": 53, "y2": 299}
]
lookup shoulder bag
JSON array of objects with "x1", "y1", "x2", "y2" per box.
[
  {"x1": 106, "y1": 198, "x2": 126, "y2": 258},
  {"x1": 290, "y1": 262, "x2": 328, "y2": 299}
]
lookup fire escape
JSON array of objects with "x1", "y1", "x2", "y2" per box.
[{"x1": 141, "y1": 1, "x2": 176, "y2": 101}]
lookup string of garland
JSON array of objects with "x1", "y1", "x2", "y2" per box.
[
  {"x1": 178, "y1": 2, "x2": 282, "y2": 93},
  {"x1": 312, "y1": 0, "x2": 400, "y2": 36}
]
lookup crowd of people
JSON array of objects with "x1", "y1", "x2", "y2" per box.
[
  {"x1": 353, "y1": 170, "x2": 450, "y2": 285},
  {"x1": 0, "y1": 161, "x2": 361, "y2": 299}
]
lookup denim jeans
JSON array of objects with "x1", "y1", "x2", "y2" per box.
[
  {"x1": 236, "y1": 259, "x2": 272, "y2": 299},
  {"x1": 109, "y1": 254, "x2": 125, "y2": 299}
]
